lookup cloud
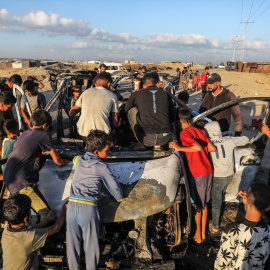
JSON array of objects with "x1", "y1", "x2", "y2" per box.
[
  {"x1": 65, "y1": 41, "x2": 89, "y2": 49},
  {"x1": 0, "y1": 9, "x2": 93, "y2": 36},
  {"x1": 143, "y1": 33, "x2": 209, "y2": 47},
  {"x1": 110, "y1": 33, "x2": 139, "y2": 43},
  {"x1": 1, "y1": 8, "x2": 269, "y2": 62}
]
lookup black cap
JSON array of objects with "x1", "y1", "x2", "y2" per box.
[
  {"x1": 151, "y1": 66, "x2": 157, "y2": 70},
  {"x1": 205, "y1": 73, "x2": 221, "y2": 84}
]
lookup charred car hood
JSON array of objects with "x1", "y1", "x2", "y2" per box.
[{"x1": 38, "y1": 153, "x2": 182, "y2": 223}]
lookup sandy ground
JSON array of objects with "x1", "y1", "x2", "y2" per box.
[{"x1": 1, "y1": 64, "x2": 270, "y2": 269}]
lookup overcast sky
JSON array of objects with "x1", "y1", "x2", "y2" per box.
[{"x1": 1, "y1": 0, "x2": 270, "y2": 64}]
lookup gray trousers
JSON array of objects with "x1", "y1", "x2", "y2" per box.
[
  {"x1": 127, "y1": 107, "x2": 171, "y2": 147},
  {"x1": 211, "y1": 175, "x2": 233, "y2": 229},
  {"x1": 66, "y1": 202, "x2": 100, "y2": 270}
]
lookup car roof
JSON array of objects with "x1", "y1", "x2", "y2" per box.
[{"x1": 99, "y1": 62, "x2": 124, "y2": 66}]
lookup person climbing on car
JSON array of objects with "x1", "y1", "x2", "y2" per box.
[
  {"x1": 125, "y1": 72, "x2": 176, "y2": 150},
  {"x1": 69, "y1": 72, "x2": 119, "y2": 141}
]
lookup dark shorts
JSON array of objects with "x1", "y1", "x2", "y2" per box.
[{"x1": 189, "y1": 173, "x2": 212, "y2": 208}]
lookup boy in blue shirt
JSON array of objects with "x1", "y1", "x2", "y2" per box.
[
  {"x1": 4, "y1": 110, "x2": 68, "y2": 221},
  {"x1": 66, "y1": 129, "x2": 123, "y2": 270},
  {"x1": 1, "y1": 119, "x2": 20, "y2": 172}
]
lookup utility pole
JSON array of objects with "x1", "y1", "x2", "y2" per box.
[
  {"x1": 240, "y1": 21, "x2": 254, "y2": 62},
  {"x1": 232, "y1": 45, "x2": 239, "y2": 62}
]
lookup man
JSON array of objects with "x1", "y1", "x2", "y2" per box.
[
  {"x1": 125, "y1": 72, "x2": 176, "y2": 150},
  {"x1": 181, "y1": 67, "x2": 189, "y2": 90},
  {"x1": 69, "y1": 72, "x2": 119, "y2": 140},
  {"x1": 199, "y1": 73, "x2": 242, "y2": 136},
  {"x1": 200, "y1": 67, "x2": 209, "y2": 99},
  {"x1": 0, "y1": 74, "x2": 22, "y2": 93},
  {"x1": 151, "y1": 66, "x2": 157, "y2": 72},
  {"x1": 0, "y1": 92, "x2": 16, "y2": 147}
]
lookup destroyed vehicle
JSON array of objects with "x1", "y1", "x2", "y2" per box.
[
  {"x1": 38, "y1": 95, "x2": 270, "y2": 269},
  {"x1": 10, "y1": 71, "x2": 270, "y2": 269},
  {"x1": 10, "y1": 74, "x2": 192, "y2": 269}
]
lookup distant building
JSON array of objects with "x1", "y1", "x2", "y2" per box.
[{"x1": 88, "y1": 60, "x2": 100, "y2": 64}]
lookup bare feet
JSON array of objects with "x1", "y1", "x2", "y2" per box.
[{"x1": 193, "y1": 236, "x2": 202, "y2": 244}]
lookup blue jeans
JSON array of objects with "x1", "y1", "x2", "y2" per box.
[{"x1": 211, "y1": 175, "x2": 233, "y2": 229}]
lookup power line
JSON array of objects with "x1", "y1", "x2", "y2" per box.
[
  {"x1": 248, "y1": 0, "x2": 255, "y2": 20},
  {"x1": 241, "y1": 0, "x2": 244, "y2": 22},
  {"x1": 250, "y1": 0, "x2": 266, "y2": 19},
  {"x1": 254, "y1": 4, "x2": 270, "y2": 20}
]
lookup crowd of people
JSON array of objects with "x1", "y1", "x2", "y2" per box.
[{"x1": 0, "y1": 65, "x2": 270, "y2": 270}]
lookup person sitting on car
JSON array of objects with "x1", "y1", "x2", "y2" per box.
[
  {"x1": 125, "y1": 72, "x2": 176, "y2": 150},
  {"x1": 69, "y1": 72, "x2": 119, "y2": 141}
]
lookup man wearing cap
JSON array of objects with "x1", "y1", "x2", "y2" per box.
[
  {"x1": 151, "y1": 66, "x2": 157, "y2": 72},
  {"x1": 199, "y1": 73, "x2": 242, "y2": 136}
]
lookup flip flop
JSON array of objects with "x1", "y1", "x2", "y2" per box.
[{"x1": 210, "y1": 228, "x2": 219, "y2": 235}]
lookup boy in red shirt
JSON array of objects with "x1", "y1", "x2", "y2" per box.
[
  {"x1": 169, "y1": 109, "x2": 216, "y2": 244},
  {"x1": 200, "y1": 67, "x2": 209, "y2": 99}
]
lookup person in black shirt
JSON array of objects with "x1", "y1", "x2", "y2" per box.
[
  {"x1": 0, "y1": 74, "x2": 22, "y2": 93},
  {"x1": 125, "y1": 73, "x2": 176, "y2": 150}
]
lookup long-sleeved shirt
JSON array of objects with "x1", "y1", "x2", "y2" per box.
[
  {"x1": 204, "y1": 121, "x2": 249, "y2": 177},
  {"x1": 69, "y1": 152, "x2": 123, "y2": 206},
  {"x1": 199, "y1": 88, "x2": 243, "y2": 133}
]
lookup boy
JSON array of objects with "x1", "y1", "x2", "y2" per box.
[
  {"x1": 70, "y1": 85, "x2": 81, "y2": 108},
  {"x1": 70, "y1": 85, "x2": 81, "y2": 138},
  {"x1": 177, "y1": 91, "x2": 190, "y2": 105},
  {"x1": 67, "y1": 129, "x2": 123, "y2": 270},
  {"x1": 27, "y1": 75, "x2": 45, "y2": 90},
  {"x1": 214, "y1": 182, "x2": 270, "y2": 270},
  {"x1": 21, "y1": 79, "x2": 46, "y2": 128},
  {"x1": 169, "y1": 109, "x2": 216, "y2": 244},
  {"x1": 2, "y1": 194, "x2": 67, "y2": 270},
  {"x1": 0, "y1": 91, "x2": 17, "y2": 146},
  {"x1": 4, "y1": 110, "x2": 68, "y2": 220},
  {"x1": 204, "y1": 121, "x2": 249, "y2": 233},
  {"x1": 1, "y1": 119, "x2": 20, "y2": 172},
  {"x1": 133, "y1": 76, "x2": 142, "y2": 92}
]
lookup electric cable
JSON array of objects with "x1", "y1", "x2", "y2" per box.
[
  {"x1": 253, "y1": 4, "x2": 270, "y2": 20},
  {"x1": 250, "y1": 0, "x2": 266, "y2": 19},
  {"x1": 248, "y1": 0, "x2": 255, "y2": 20}
]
